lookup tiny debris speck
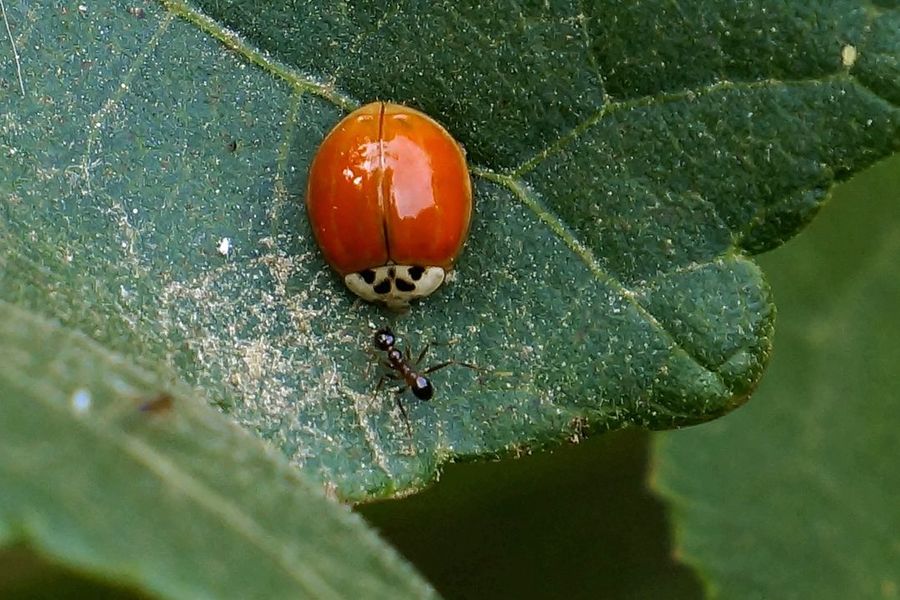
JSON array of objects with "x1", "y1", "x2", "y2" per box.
[{"x1": 841, "y1": 44, "x2": 858, "y2": 67}]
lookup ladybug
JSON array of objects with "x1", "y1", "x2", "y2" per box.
[{"x1": 306, "y1": 102, "x2": 472, "y2": 309}]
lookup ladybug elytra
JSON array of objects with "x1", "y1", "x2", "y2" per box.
[{"x1": 306, "y1": 102, "x2": 472, "y2": 309}]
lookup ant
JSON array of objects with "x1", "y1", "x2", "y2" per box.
[{"x1": 372, "y1": 326, "x2": 476, "y2": 435}]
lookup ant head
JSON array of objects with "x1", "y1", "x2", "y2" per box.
[
  {"x1": 373, "y1": 327, "x2": 395, "y2": 351},
  {"x1": 411, "y1": 376, "x2": 433, "y2": 401}
]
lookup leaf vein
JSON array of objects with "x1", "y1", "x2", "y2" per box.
[
  {"x1": 575, "y1": 0, "x2": 607, "y2": 104},
  {"x1": 161, "y1": 0, "x2": 355, "y2": 110},
  {"x1": 512, "y1": 72, "x2": 864, "y2": 178}
]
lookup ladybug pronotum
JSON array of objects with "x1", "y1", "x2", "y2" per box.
[{"x1": 306, "y1": 102, "x2": 472, "y2": 309}]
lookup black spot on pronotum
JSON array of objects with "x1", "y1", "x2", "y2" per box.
[
  {"x1": 373, "y1": 279, "x2": 391, "y2": 294},
  {"x1": 408, "y1": 266, "x2": 425, "y2": 281},
  {"x1": 387, "y1": 267, "x2": 396, "y2": 278},
  {"x1": 395, "y1": 278, "x2": 416, "y2": 292},
  {"x1": 360, "y1": 269, "x2": 377, "y2": 284}
]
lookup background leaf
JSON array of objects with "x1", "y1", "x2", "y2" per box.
[
  {"x1": 1, "y1": 0, "x2": 897, "y2": 502},
  {"x1": 0, "y1": 301, "x2": 434, "y2": 599},
  {"x1": 361, "y1": 429, "x2": 702, "y2": 599},
  {"x1": 653, "y1": 155, "x2": 900, "y2": 598}
]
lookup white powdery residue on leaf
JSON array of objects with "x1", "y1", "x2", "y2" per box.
[{"x1": 153, "y1": 247, "x2": 343, "y2": 448}]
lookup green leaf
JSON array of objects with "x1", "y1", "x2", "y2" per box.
[
  {"x1": 652, "y1": 156, "x2": 900, "y2": 598},
  {"x1": 0, "y1": 301, "x2": 434, "y2": 599},
  {"x1": 1, "y1": 1, "x2": 897, "y2": 501}
]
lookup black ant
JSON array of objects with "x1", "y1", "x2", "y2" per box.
[{"x1": 372, "y1": 326, "x2": 475, "y2": 435}]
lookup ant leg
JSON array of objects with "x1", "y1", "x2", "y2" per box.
[
  {"x1": 422, "y1": 359, "x2": 480, "y2": 375},
  {"x1": 394, "y1": 390, "x2": 413, "y2": 437},
  {"x1": 371, "y1": 382, "x2": 416, "y2": 440},
  {"x1": 374, "y1": 372, "x2": 402, "y2": 389},
  {"x1": 369, "y1": 373, "x2": 403, "y2": 410},
  {"x1": 415, "y1": 344, "x2": 430, "y2": 366},
  {"x1": 421, "y1": 360, "x2": 453, "y2": 375},
  {"x1": 373, "y1": 374, "x2": 387, "y2": 395},
  {"x1": 369, "y1": 376, "x2": 412, "y2": 437},
  {"x1": 367, "y1": 374, "x2": 388, "y2": 410}
]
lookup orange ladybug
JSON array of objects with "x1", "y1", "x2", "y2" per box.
[{"x1": 306, "y1": 102, "x2": 472, "y2": 309}]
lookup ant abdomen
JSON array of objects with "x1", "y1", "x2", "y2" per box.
[{"x1": 411, "y1": 376, "x2": 433, "y2": 401}]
